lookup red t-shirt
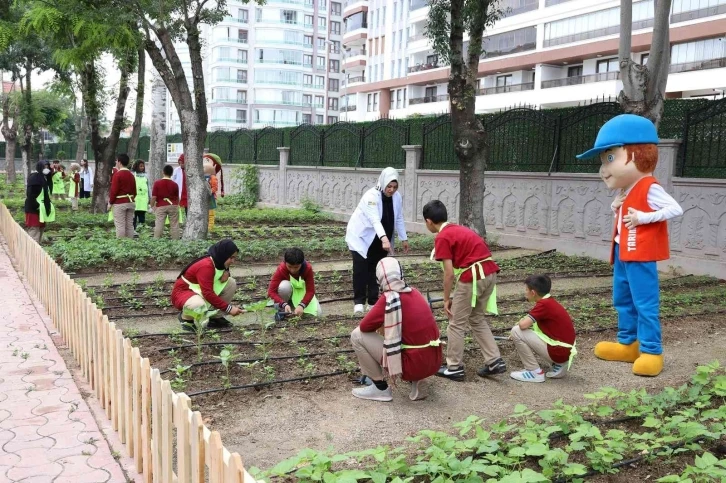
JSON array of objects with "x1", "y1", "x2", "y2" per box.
[
  {"x1": 152, "y1": 179, "x2": 180, "y2": 206},
  {"x1": 434, "y1": 224, "x2": 499, "y2": 283},
  {"x1": 267, "y1": 261, "x2": 316, "y2": 306},
  {"x1": 171, "y1": 257, "x2": 231, "y2": 312},
  {"x1": 109, "y1": 169, "x2": 137, "y2": 204},
  {"x1": 527, "y1": 297, "x2": 576, "y2": 363},
  {"x1": 179, "y1": 170, "x2": 188, "y2": 208},
  {"x1": 359, "y1": 290, "x2": 442, "y2": 382}
]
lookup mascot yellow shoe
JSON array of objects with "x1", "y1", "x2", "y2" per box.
[
  {"x1": 633, "y1": 353, "x2": 663, "y2": 377},
  {"x1": 594, "y1": 341, "x2": 640, "y2": 363}
]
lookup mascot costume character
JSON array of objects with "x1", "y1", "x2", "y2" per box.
[{"x1": 576, "y1": 114, "x2": 682, "y2": 377}]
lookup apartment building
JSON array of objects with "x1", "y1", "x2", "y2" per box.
[
  {"x1": 340, "y1": 0, "x2": 726, "y2": 121},
  {"x1": 167, "y1": 0, "x2": 345, "y2": 133}
]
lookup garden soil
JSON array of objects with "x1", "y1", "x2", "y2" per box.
[{"x1": 197, "y1": 314, "x2": 724, "y2": 470}]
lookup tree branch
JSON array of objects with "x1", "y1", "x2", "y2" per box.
[{"x1": 619, "y1": 0, "x2": 633, "y2": 66}]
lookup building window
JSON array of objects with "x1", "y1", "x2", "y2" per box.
[
  {"x1": 304, "y1": 35, "x2": 313, "y2": 46},
  {"x1": 373, "y1": 93, "x2": 379, "y2": 110},
  {"x1": 396, "y1": 89, "x2": 402, "y2": 108},
  {"x1": 238, "y1": 50, "x2": 248, "y2": 62},
  {"x1": 393, "y1": 2, "x2": 397, "y2": 20},
  {"x1": 304, "y1": 54, "x2": 313, "y2": 66},
  {"x1": 317, "y1": 37, "x2": 326, "y2": 48},
  {"x1": 331, "y1": 2, "x2": 341, "y2": 15},
  {"x1": 282, "y1": 10, "x2": 297, "y2": 23},
  {"x1": 237, "y1": 70, "x2": 248, "y2": 82},
  {"x1": 315, "y1": 75, "x2": 325, "y2": 87},
  {"x1": 331, "y1": 21, "x2": 341, "y2": 34},
  {"x1": 390, "y1": 93, "x2": 395, "y2": 109},
  {"x1": 567, "y1": 65, "x2": 583, "y2": 77},
  {"x1": 641, "y1": 53, "x2": 649, "y2": 65},
  {"x1": 303, "y1": 94, "x2": 313, "y2": 105},
  {"x1": 303, "y1": 74, "x2": 313, "y2": 85},
  {"x1": 597, "y1": 58, "x2": 619, "y2": 73},
  {"x1": 425, "y1": 86, "x2": 437, "y2": 98},
  {"x1": 328, "y1": 116, "x2": 338, "y2": 123},
  {"x1": 329, "y1": 78, "x2": 339, "y2": 91},
  {"x1": 318, "y1": 17, "x2": 327, "y2": 28},
  {"x1": 238, "y1": 9, "x2": 249, "y2": 22},
  {"x1": 315, "y1": 95, "x2": 324, "y2": 106},
  {"x1": 367, "y1": 94, "x2": 372, "y2": 112},
  {"x1": 317, "y1": 56, "x2": 326, "y2": 68},
  {"x1": 319, "y1": 0, "x2": 326, "y2": 8},
  {"x1": 328, "y1": 98, "x2": 338, "y2": 110},
  {"x1": 238, "y1": 30, "x2": 248, "y2": 42},
  {"x1": 329, "y1": 59, "x2": 340, "y2": 72},
  {"x1": 237, "y1": 90, "x2": 247, "y2": 103},
  {"x1": 236, "y1": 109, "x2": 247, "y2": 123},
  {"x1": 304, "y1": 14, "x2": 314, "y2": 26},
  {"x1": 332, "y1": 40, "x2": 341, "y2": 52},
  {"x1": 303, "y1": 113, "x2": 312, "y2": 124},
  {"x1": 316, "y1": 114, "x2": 324, "y2": 124}
]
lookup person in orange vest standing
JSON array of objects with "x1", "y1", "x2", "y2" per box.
[{"x1": 576, "y1": 114, "x2": 682, "y2": 377}]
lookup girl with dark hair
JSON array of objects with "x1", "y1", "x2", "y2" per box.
[{"x1": 24, "y1": 161, "x2": 55, "y2": 243}]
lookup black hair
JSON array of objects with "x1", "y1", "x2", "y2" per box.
[
  {"x1": 284, "y1": 247, "x2": 305, "y2": 265},
  {"x1": 163, "y1": 165, "x2": 174, "y2": 176},
  {"x1": 422, "y1": 200, "x2": 448, "y2": 224},
  {"x1": 117, "y1": 153, "x2": 130, "y2": 167},
  {"x1": 525, "y1": 274, "x2": 552, "y2": 296},
  {"x1": 132, "y1": 159, "x2": 146, "y2": 172}
]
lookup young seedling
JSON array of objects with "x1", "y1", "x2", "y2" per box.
[
  {"x1": 170, "y1": 364, "x2": 192, "y2": 391},
  {"x1": 213, "y1": 345, "x2": 239, "y2": 390},
  {"x1": 182, "y1": 306, "x2": 217, "y2": 362},
  {"x1": 102, "y1": 275, "x2": 113, "y2": 290}
]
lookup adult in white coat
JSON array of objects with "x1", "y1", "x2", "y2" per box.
[
  {"x1": 345, "y1": 167, "x2": 409, "y2": 315},
  {"x1": 79, "y1": 159, "x2": 93, "y2": 199}
]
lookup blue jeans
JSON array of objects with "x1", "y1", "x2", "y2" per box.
[{"x1": 612, "y1": 244, "x2": 662, "y2": 355}]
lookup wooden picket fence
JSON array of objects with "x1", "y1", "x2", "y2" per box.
[{"x1": 0, "y1": 203, "x2": 256, "y2": 483}]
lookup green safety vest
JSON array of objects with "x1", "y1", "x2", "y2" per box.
[
  {"x1": 51, "y1": 172, "x2": 65, "y2": 195},
  {"x1": 166, "y1": 206, "x2": 185, "y2": 225},
  {"x1": 288, "y1": 275, "x2": 320, "y2": 315},
  {"x1": 431, "y1": 223, "x2": 498, "y2": 314},
  {"x1": 134, "y1": 175, "x2": 150, "y2": 211},
  {"x1": 37, "y1": 190, "x2": 55, "y2": 223},
  {"x1": 68, "y1": 176, "x2": 79, "y2": 197},
  {"x1": 181, "y1": 257, "x2": 229, "y2": 310},
  {"x1": 530, "y1": 295, "x2": 577, "y2": 369}
]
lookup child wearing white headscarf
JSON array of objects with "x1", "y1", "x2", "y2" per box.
[{"x1": 345, "y1": 167, "x2": 409, "y2": 315}]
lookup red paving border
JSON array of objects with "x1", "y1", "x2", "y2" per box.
[{"x1": 0, "y1": 236, "x2": 139, "y2": 483}]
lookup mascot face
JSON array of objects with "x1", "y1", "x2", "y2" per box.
[
  {"x1": 599, "y1": 146, "x2": 643, "y2": 191},
  {"x1": 203, "y1": 158, "x2": 215, "y2": 176}
]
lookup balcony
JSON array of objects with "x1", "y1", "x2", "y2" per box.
[
  {"x1": 214, "y1": 77, "x2": 249, "y2": 84},
  {"x1": 210, "y1": 99, "x2": 248, "y2": 105},
  {"x1": 408, "y1": 61, "x2": 445, "y2": 74},
  {"x1": 302, "y1": 83, "x2": 325, "y2": 89},
  {"x1": 257, "y1": 80, "x2": 301, "y2": 86},
  {"x1": 342, "y1": 105, "x2": 357, "y2": 112},
  {"x1": 543, "y1": 19, "x2": 653, "y2": 48},
  {"x1": 348, "y1": 75, "x2": 365, "y2": 83},
  {"x1": 223, "y1": 16, "x2": 248, "y2": 24},
  {"x1": 409, "y1": 94, "x2": 449, "y2": 105},
  {"x1": 328, "y1": 86, "x2": 339, "y2": 92},
  {"x1": 256, "y1": 59, "x2": 303, "y2": 66},
  {"x1": 345, "y1": 20, "x2": 368, "y2": 33},
  {"x1": 671, "y1": 4, "x2": 726, "y2": 23},
  {"x1": 541, "y1": 71, "x2": 619, "y2": 89},
  {"x1": 346, "y1": 47, "x2": 367, "y2": 57},
  {"x1": 669, "y1": 57, "x2": 726, "y2": 74},
  {"x1": 477, "y1": 82, "x2": 534, "y2": 95},
  {"x1": 214, "y1": 57, "x2": 248, "y2": 65},
  {"x1": 211, "y1": 118, "x2": 246, "y2": 123},
  {"x1": 545, "y1": 0, "x2": 573, "y2": 5},
  {"x1": 256, "y1": 18, "x2": 308, "y2": 27},
  {"x1": 267, "y1": 0, "x2": 305, "y2": 5},
  {"x1": 409, "y1": 0, "x2": 428, "y2": 11},
  {"x1": 501, "y1": 0, "x2": 538, "y2": 17},
  {"x1": 218, "y1": 37, "x2": 249, "y2": 45}
]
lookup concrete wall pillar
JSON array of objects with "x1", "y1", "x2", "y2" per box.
[
  {"x1": 277, "y1": 147, "x2": 289, "y2": 203},
  {"x1": 402, "y1": 145, "x2": 422, "y2": 222}
]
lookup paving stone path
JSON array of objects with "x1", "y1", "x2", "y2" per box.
[{"x1": 0, "y1": 238, "x2": 130, "y2": 482}]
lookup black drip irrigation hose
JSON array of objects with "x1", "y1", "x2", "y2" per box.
[
  {"x1": 159, "y1": 348, "x2": 356, "y2": 375},
  {"x1": 185, "y1": 369, "x2": 358, "y2": 397}
]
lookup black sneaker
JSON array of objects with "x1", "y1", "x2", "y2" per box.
[
  {"x1": 477, "y1": 358, "x2": 507, "y2": 377},
  {"x1": 178, "y1": 313, "x2": 195, "y2": 332},
  {"x1": 207, "y1": 317, "x2": 233, "y2": 329},
  {"x1": 436, "y1": 364, "x2": 465, "y2": 381}
]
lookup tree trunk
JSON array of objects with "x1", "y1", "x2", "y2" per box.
[
  {"x1": 618, "y1": 0, "x2": 672, "y2": 127},
  {"x1": 128, "y1": 46, "x2": 146, "y2": 160},
  {"x1": 21, "y1": 125, "x2": 33, "y2": 184},
  {"x1": 449, "y1": 0, "x2": 487, "y2": 237},
  {"x1": 75, "y1": 98, "x2": 87, "y2": 164},
  {"x1": 180, "y1": 112, "x2": 209, "y2": 240},
  {"x1": 148, "y1": 76, "x2": 166, "y2": 186},
  {"x1": 85, "y1": 59, "x2": 131, "y2": 213},
  {"x1": 37, "y1": 130, "x2": 45, "y2": 161},
  {"x1": 4, "y1": 137, "x2": 17, "y2": 183},
  {"x1": 20, "y1": 66, "x2": 33, "y2": 183}
]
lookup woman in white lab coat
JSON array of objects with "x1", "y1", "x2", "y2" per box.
[
  {"x1": 345, "y1": 167, "x2": 409, "y2": 315},
  {"x1": 79, "y1": 159, "x2": 93, "y2": 198}
]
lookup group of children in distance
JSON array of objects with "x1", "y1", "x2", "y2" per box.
[{"x1": 107, "y1": 153, "x2": 220, "y2": 239}]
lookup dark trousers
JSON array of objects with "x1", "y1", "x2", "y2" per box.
[
  {"x1": 351, "y1": 239, "x2": 389, "y2": 306},
  {"x1": 133, "y1": 211, "x2": 146, "y2": 230},
  {"x1": 79, "y1": 179, "x2": 91, "y2": 198}
]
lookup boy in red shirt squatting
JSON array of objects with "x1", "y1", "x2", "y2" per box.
[
  {"x1": 509, "y1": 274, "x2": 576, "y2": 383},
  {"x1": 423, "y1": 200, "x2": 505, "y2": 381},
  {"x1": 267, "y1": 248, "x2": 321, "y2": 317},
  {"x1": 576, "y1": 114, "x2": 682, "y2": 377}
]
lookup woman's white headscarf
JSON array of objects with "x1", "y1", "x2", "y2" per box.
[{"x1": 375, "y1": 167, "x2": 399, "y2": 192}]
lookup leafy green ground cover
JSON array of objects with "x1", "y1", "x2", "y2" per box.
[{"x1": 251, "y1": 362, "x2": 726, "y2": 483}]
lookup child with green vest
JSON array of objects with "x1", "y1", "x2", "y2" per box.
[
  {"x1": 132, "y1": 159, "x2": 151, "y2": 235},
  {"x1": 267, "y1": 248, "x2": 322, "y2": 317},
  {"x1": 68, "y1": 163, "x2": 81, "y2": 211},
  {"x1": 24, "y1": 161, "x2": 55, "y2": 243},
  {"x1": 50, "y1": 160, "x2": 66, "y2": 201},
  {"x1": 509, "y1": 274, "x2": 577, "y2": 383}
]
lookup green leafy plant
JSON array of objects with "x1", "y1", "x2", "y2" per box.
[
  {"x1": 182, "y1": 306, "x2": 217, "y2": 362},
  {"x1": 170, "y1": 364, "x2": 192, "y2": 391},
  {"x1": 213, "y1": 345, "x2": 239, "y2": 390}
]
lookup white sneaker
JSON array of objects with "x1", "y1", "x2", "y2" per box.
[
  {"x1": 510, "y1": 369, "x2": 545, "y2": 383},
  {"x1": 352, "y1": 384, "x2": 393, "y2": 402},
  {"x1": 353, "y1": 304, "x2": 365, "y2": 315},
  {"x1": 409, "y1": 380, "x2": 428, "y2": 401},
  {"x1": 546, "y1": 363, "x2": 568, "y2": 379}
]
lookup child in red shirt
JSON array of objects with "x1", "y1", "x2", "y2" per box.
[
  {"x1": 268, "y1": 248, "x2": 321, "y2": 317},
  {"x1": 151, "y1": 165, "x2": 180, "y2": 239},
  {"x1": 510, "y1": 274, "x2": 576, "y2": 383},
  {"x1": 423, "y1": 200, "x2": 503, "y2": 381}
]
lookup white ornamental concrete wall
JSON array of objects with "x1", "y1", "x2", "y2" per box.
[{"x1": 222, "y1": 141, "x2": 726, "y2": 278}]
